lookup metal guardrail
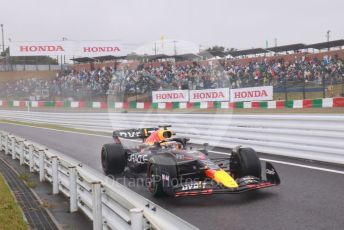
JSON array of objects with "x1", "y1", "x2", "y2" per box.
[
  {"x1": 0, "y1": 111, "x2": 343, "y2": 164},
  {"x1": 0, "y1": 64, "x2": 61, "y2": 71},
  {"x1": 0, "y1": 131, "x2": 198, "y2": 230}
]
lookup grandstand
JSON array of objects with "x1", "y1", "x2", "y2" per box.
[
  {"x1": 70, "y1": 39, "x2": 344, "y2": 70},
  {"x1": 1, "y1": 39, "x2": 343, "y2": 102}
]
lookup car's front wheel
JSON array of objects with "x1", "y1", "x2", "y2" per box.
[{"x1": 231, "y1": 147, "x2": 262, "y2": 179}]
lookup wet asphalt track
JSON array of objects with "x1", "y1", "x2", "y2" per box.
[{"x1": 1, "y1": 123, "x2": 344, "y2": 230}]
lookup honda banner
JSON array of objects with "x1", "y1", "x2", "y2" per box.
[
  {"x1": 9, "y1": 40, "x2": 125, "y2": 57},
  {"x1": 76, "y1": 41, "x2": 124, "y2": 56},
  {"x1": 230, "y1": 86, "x2": 273, "y2": 102},
  {"x1": 152, "y1": 90, "x2": 189, "y2": 103},
  {"x1": 189, "y1": 88, "x2": 229, "y2": 102},
  {"x1": 9, "y1": 41, "x2": 73, "y2": 56}
]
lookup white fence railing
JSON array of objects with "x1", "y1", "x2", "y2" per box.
[
  {"x1": 0, "y1": 111, "x2": 343, "y2": 165},
  {"x1": 0, "y1": 131, "x2": 198, "y2": 230},
  {"x1": 0, "y1": 64, "x2": 62, "y2": 71}
]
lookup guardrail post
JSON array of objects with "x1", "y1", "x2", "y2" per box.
[
  {"x1": 91, "y1": 182, "x2": 102, "y2": 230},
  {"x1": 19, "y1": 141, "x2": 24, "y2": 165},
  {"x1": 130, "y1": 208, "x2": 144, "y2": 230},
  {"x1": 5, "y1": 135, "x2": 9, "y2": 155},
  {"x1": 52, "y1": 156, "x2": 59, "y2": 195},
  {"x1": 11, "y1": 137, "x2": 16, "y2": 160},
  {"x1": 68, "y1": 166, "x2": 78, "y2": 212},
  {"x1": 39, "y1": 150, "x2": 45, "y2": 182},
  {"x1": 29, "y1": 145, "x2": 34, "y2": 172},
  {"x1": 0, "y1": 132, "x2": 2, "y2": 151}
]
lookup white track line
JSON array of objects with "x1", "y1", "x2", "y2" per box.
[
  {"x1": 259, "y1": 158, "x2": 344, "y2": 175},
  {"x1": 208, "y1": 150, "x2": 344, "y2": 175},
  {"x1": 0, "y1": 121, "x2": 112, "y2": 138},
  {"x1": 1, "y1": 121, "x2": 344, "y2": 175}
]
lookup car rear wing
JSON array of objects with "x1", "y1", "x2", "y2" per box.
[{"x1": 113, "y1": 128, "x2": 157, "y2": 140}]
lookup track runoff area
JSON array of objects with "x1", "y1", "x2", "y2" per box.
[{"x1": 0, "y1": 120, "x2": 343, "y2": 230}]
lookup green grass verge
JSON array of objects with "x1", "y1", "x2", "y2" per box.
[{"x1": 0, "y1": 174, "x2": 28, "y2": 230}]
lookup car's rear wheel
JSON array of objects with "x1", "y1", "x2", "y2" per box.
[
  {"x1": 101, "y1": 143, "x2": 126, "y2": 175},
  {"x1": 232, "y1": 147, "x2": 261, "y2": 179},
  {"x1": 147, "y1": 164, "x2": 165, "y2": 197},
  {"x1": 147, "y1": 155, "x2": 178, "y2": 197}
]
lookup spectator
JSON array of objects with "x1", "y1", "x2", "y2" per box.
[{"x1": 1, "y1": 54, "x2": 343, "y2": 100}]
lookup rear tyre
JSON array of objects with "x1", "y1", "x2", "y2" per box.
[
  {"x1": 147, "y1": 164, "x2": 165, "y2": 197},
  {"x1": 101, "y1": 143, "x2": 126, "y2": 175},
  {"x1": 147, "y1": 155, "x2": 178, "y2": 197},
  {"x1": 234, "y1": 147, "x2": 261, "y2": 179}
]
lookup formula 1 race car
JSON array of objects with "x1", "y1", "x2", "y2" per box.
[{"x1": 101, "y1": 126, "x2": 280, "y2": 197}]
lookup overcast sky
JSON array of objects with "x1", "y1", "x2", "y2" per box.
[{"x1": 1, "y1": 0, "x2": 343, "y2": 53}]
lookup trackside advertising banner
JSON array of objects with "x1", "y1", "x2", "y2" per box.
[
  {"x1": 76, "y1": 41, "x2": 125, "y2": 56},
  {"x1": 9, "y1": 41, "x2": 124, "y2": 57},
  {"x1": 190, "y1": 88, "x2": 229, "y2": 102},
  {"x1": 152, "y1": 90, "x2": 189, "y2": 103},
  {"x1": 230, "y1": 86, "x2": 273, "y2": 102},
  {"x1": 9, "y1": 41, "x2": 73, "y2": 56}
]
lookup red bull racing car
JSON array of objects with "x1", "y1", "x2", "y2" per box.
[{"x1": 101, "y1": 126, "x2": 280, "y2": 197}]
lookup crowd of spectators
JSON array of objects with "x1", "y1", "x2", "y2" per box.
[
  {"x1": 1, "y1": 78, "x2": 50, "y2": 99},
  {"x1": 97, "y1": 53, "x2": 344, "y2": 95},
  {"x1": 1, "y1": 54, "x2": 343, "y2": 100},
  {"x1": 51, "y1": 69, "x2": 112, "y2": 98}
]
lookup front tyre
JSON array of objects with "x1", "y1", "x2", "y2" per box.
[
  {"x1": 101, "y1": 143, "x2": 126, "y2": 175},
  {"x1": 232, "y1": 147, "x2": 262, "y2": 179}
]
